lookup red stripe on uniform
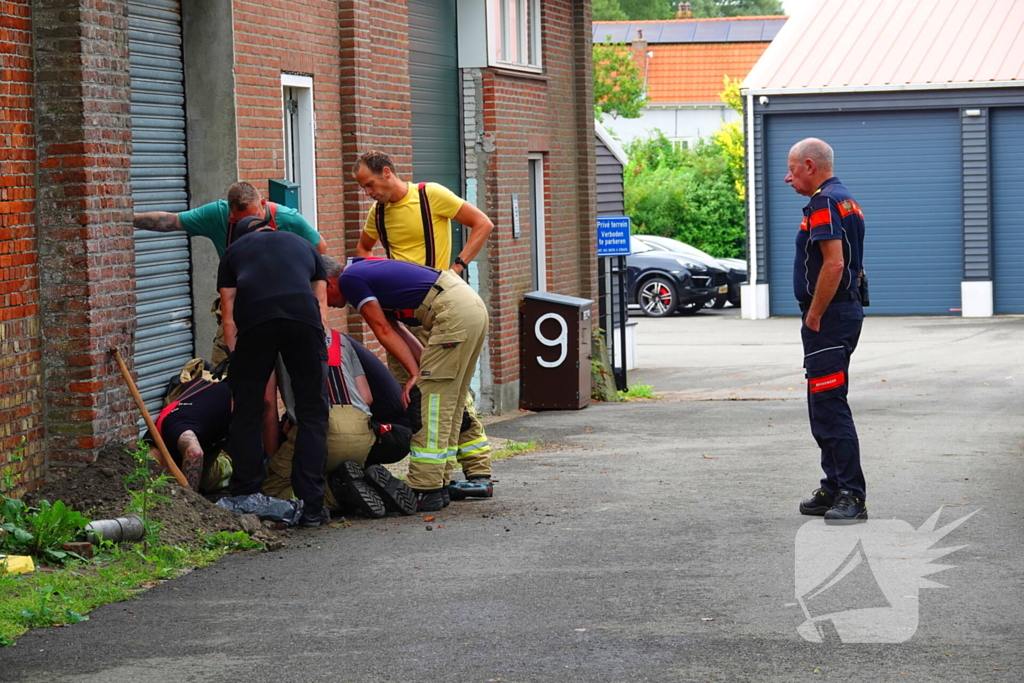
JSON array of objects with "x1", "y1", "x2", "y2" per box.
[
  {"x1": 809, "y1": 370, "x2": 845, "y2": 393},
  {"x1": 810, "y1": 208, "x2": 831, "y2": 228}
]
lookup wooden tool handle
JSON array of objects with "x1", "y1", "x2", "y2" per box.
[{"x1": 110, "y1": 347, "x2": 191, "y2": 488}]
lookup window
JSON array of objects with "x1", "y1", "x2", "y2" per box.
[
  {"x1": 528, "y1": 154, "x2": 547, "y2": 290},
  {"x1": 487, "y1": 0, "x2": 541, "y2": 72},
  {"x1": 281, "y1": 73, "x2": 317, "y2": 226}
]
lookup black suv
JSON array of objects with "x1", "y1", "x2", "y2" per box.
[{"x1": 626, "y1": 237, "x2": 729, "y2": 317}]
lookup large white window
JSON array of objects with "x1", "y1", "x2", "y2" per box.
[
  {"x1": 487, "y1": 0, "x2": 541, "y2": 72},
  {"x1": 281, "y1": 73, "x2": 317, "y2": 226}
]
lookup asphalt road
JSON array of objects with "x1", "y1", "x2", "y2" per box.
[{"x1": 1, "y1": 313, "x2": 1021, "y2": 682}]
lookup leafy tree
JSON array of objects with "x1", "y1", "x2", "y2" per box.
[
  {"x1": 594, "y1": 0, "x2": 629, "y2": 21},
  {"x1": 712, "y1": 76, "x2": 746, "y2": 201},
  {"x1": 689, "y1": 0, "x2": 784, "y2": 18},
  {"x1": 618, "y1": 0, "x2": 674, "y2": 20},
  {"x1": 593, "y1": 41, "x2": 648, "y2": 119}
]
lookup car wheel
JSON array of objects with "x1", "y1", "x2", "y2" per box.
[{"x1": 637, "y1": 277, "x2": 678, "y2": 317}]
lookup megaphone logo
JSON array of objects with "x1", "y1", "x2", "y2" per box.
[{"x1": 792, "y1": 508, "x2": 979, "y2": 643}]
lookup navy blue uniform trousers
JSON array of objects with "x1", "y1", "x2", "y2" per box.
[
  {"x1": 228, "y1": 319, "x2": 330, "y2": 509},
  {"x1": 800, "y1": 301, "x2": 866, "y2": 500}
]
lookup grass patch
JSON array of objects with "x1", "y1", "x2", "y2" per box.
[
  {"x1": 0, "y1": 544, "x2": 228, "y2": 646},
  {"x1": 618, "y1": 384, "x2": 658, "y2": 400},
  {"x1": 491, "y1": 440, "x2": 539, "y2": 461}
]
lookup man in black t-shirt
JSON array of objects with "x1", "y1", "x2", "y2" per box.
[
  {"x1": 217, "y1": 216, "x2": 331, "y2": 527},
  {"x1": 150, "y1": 379, "x2": 233, "y2": 493}
]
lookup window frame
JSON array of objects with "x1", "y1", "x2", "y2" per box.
[
  {"x1": 486, "y1": 0, "x2": 542, "y2": 73},
  {"x1": 280, "y1": 73, "x2": 318, "y2": 227}
]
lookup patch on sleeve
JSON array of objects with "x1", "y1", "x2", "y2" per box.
[
  {"x1": 799, "y1": 217, "x2": 809, "y2": 231},
  {"x1": 809, "y1": 370, "x2": 846, "y2": 393},
  {"x1": 837, "y1": 199, "x2": 864, "y2": 218}
]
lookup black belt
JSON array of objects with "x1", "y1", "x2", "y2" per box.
[{"x1": 799, "y1": 290, "x2": 860, "y2": 312}]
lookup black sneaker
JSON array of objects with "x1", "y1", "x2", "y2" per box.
[
  {"x1": 799, "y1": 488, "x2": 835, "y2": 516},
  {"x1": 298, "y1": 505, "x2": 330, "y2": 528},
  {"x1": 363, "y1": 464, "x2": 416, "y2": 516},
  {"x1": 414, "y1": 489, "x2": 445, "y2": 512},
  {"x1": 824, "y1": 489, "x2": 868, "y2": 525},
  {"x1": 328, "y1": 461, "x2": 387, "y2": 519}
]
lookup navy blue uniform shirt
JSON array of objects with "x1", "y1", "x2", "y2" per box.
[
  {"x1": 336, "y1": 258, "x2": 441, "y2": 323},
  {"x1": 793, "y1": 177, "x2": 866, "y2": 305}
]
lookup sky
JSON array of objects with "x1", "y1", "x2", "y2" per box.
[{"x1": 781, "y1": 0, "x2": 818, "y2": 17}]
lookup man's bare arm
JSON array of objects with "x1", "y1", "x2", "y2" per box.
[
  {"x1": 316, "y1": 235, "x2": 328, "y2": 255},
  {"x1": 176, "y1": 430, "x2": 204, "y2": 493},
  {"x1": 219, "y1": 287, "x2": 238, "y2": 351},
  {"x1": 312, "y1": 280, "x2": 329, "y2": 332},
  {"x1": 360, "y1": 301, "x2": 419, "y2": 407},
  {"x1": 451, "y1": 202, "x2": 494, "y2": 274},
  {"x1": 804, "y1": 239, "x2": 845, "y2": 332},
  {"x1": 134, "y1": 211, "x2": 183, "y2": 232},
  {"x1": 355, "y1": 230, "x2": 378, "y2": 258},
  {"x1": 390, "y1": 318, "x2": 423, "y2": 363}
]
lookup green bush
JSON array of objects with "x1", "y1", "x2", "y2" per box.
[
  {"x1": 1, "y1": 497, "x2": 91, "y2": 566},
  {"x1": 625, "y1": 132, "x2": 747, "y2": 258}
]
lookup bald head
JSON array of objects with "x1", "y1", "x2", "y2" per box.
[
  {"x1": 785, "y1": 138, "x2": 835, "y2": 197},
  {"x1": 790, "y1": 138, "x2": 834, "y2": 173}
]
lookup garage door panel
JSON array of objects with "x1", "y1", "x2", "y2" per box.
[
  {"x1": 766, "y1": 110, "x2": 962, "y2": 316},
  {"x1": 991, "y1": 107, "x2": 1024, "y2": 314},
  {"x1": 130, "y1": 0, "x2": 193, "y2": 414}
]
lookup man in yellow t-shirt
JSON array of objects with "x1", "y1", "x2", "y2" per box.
[{"x1": 353, "y1": 150, "x2": 495, "y2": 500}]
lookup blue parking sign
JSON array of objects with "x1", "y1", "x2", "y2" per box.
[{"x1": 596, "y1": 216, "x2": 631, "y2": 257}]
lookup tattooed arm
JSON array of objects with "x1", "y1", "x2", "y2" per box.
[
  {"x1": 134, "y1": 212, "x2": 183, "y2": 232},
  {"x1": 177, "y1": 430, "x2": 204, "y2": 493}
]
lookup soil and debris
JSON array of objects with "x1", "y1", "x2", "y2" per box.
[{"x1": 24, "y1": 443, "x2": 283, "y2": 550}]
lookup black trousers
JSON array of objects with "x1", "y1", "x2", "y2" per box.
[
  {"x1": 228, "y1": 319, "x2": 329, "y2": 509},
  {"x1": 801, "y1": 301, "x2": 866, "y2": 500}
]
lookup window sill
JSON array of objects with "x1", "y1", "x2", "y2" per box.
[{"x1": 486, "y1": 67, "x2": 550, "y2": 82}]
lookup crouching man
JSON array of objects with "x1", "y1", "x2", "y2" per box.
[
  {"x1": 322, "y1": 255, "x2": 489, "y2": 512},
  {"x1": 263, "y1": 328, "x2": 418, "y2": 517}
]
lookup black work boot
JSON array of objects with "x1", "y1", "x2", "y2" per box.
[
  {"x1": 799, "y1": 488, "x2": 835, "y2": 516},
  {"x1": 414, "y1": 488, "x2": 445, "y2": 512},
  {"x1": 824, "y1": 489, "x2": 868, "y2": 525},
  {"x1": 362, "y1": 464, "x2": 417, "y2": 516},
  {"x1": 298, "y1": 505, "x2": 330, "y2": 528},
  {"x1": 328, "y1": 461, "x2": 387, "y2": 519}
]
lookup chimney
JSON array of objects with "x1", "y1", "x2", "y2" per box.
[
  {"x1": 676, "y1": 2, "x2": 694, "y2": 19},
  {"x1": 631, "y1": 28, "x2": 648, "y2": 84}
]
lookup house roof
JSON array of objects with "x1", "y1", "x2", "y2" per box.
[
  {"x1": 595, "y1": 121, "x2": 628, "y2": 166},
  {"x1": 744, "y1": 0, "x2": 1024, "y2": 94},
  {"x1": 647, "y1": 42, "x2": 772, "y2": 103},
  {"x1": 593, "y1": 17, "x2": 786, "y2": 44}
]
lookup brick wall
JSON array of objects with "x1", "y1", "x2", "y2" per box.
[
  {"x1": 33, "y1": 0, "x2": 137, "y2": 468},
  {"x1": 0, "y1": 0, "x2": 44, "y2": 494}
]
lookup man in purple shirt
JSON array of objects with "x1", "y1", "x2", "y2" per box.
[{"x1": 322, "y1": 255, "x2": 489, "y2": 512}]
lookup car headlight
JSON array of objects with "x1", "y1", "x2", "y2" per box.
[{"x1": 675, "y1": 259, "x2": 701, "y2": 271}]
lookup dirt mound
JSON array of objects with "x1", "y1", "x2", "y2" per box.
[{"x1": 24, "y1": 443, "x2": 281, "y2": 549}]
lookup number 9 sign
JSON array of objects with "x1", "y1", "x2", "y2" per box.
[{"x1": 535, "y1": 313, "x2": 568, "y2": 368}]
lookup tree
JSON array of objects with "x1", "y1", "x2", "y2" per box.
[
  {"x1": 594, "y1": 0, "x2": 629, "y2": 21},
  {"x1": 688, "y1": 0, "x2": 784, "y2": 18},
  {"x1": 593, "y1": 41, "x2": 648, "y2": 119},
  {"x1": 712, "y1": 76, "x2": 746, "y2": 201},
  {"x1": 618, "y1": 0, "x2": 674, "y2": 20}
]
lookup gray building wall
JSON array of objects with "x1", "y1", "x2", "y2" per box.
[{"x1": 596, "y1": 136, "x2": 625, "y2": 216}]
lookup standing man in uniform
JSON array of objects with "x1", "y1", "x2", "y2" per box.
[
  {"x1": 217, "y1": 216, "x2": 331, "y2": 527},
  {"x1": 323, "y1": 255, "x2": 489, "y2": 512},
  {"x1": 785, "y1": 138, "x2": 868, "y2": 525},
  {"x1": 133, "y1": 181, "x2": 327, "y2": 454},
  {"x1": 352, "y1": 150, "x2": 496, "y2": 494}
]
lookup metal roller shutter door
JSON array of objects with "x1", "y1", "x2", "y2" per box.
[
  {"x1": 408, "y1": 0, "x2": 464, "y2": 260},
  {"x1": 129, "y1": 0, "x2": 194, "y2": 414},
  {"x1": 765, "y1": 110, "x2": 962, "y2": 316},
  {"x1": 991, "y1": 108, "x2": 1024, "y2": 314}
]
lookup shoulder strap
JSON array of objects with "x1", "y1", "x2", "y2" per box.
[
  {"x1": 375, "y1": 202, "x2": 393, "y2": 259},
  {"x1": 266, "y1": 202, "x2": 279, "y2": 230},
  {"x1": 418, "y1": 182, "x2": 436, "y2": 268}
]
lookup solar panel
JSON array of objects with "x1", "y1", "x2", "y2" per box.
[
  {"x1": 728, "y1": 21, "x2": 766, "y2": 42},
  {"x1": 693, "y1": 22, "x2": 731, "y2": 42},
  {"x1": 658, "y1": 22, "x2": 697, "y2": 43}
]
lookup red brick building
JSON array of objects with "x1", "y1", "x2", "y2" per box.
[{"x1": 0, "y1": 0, "x2": 597, "y2": 494}]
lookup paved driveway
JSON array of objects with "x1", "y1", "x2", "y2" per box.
[{"x1": 1, "y1": 313, "x2": 1021, "y2": 682}]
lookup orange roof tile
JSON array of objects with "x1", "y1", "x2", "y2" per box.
[{"x1": 646, "y1": 42, "x2": 772, "y2": 103}]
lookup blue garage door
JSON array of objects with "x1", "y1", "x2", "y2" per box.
[
  {"x1": 766, "y1": 110, "x2": 962, "y2": 316},
  {"x1": 991, "y1": 108, "x2": 1024, "y2": 314}
]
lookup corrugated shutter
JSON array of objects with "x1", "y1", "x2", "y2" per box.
[
  {"x1": 409, "y1": 0, "x2": 463, "y2": 260},
  {"x1": 596, "y1": 136, "x2": 625, "y2": 216},
  {"x1": 991, "y1": 108, "x2": 1024, "y2": 314},
  {"x1": 129, "y1": 0, "x2": 194, "y2": 413},
  {"x1": 765, "y1": 110, "x2": 962, "y2": 316}
]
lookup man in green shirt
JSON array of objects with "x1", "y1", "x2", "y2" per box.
[{"x1": 134, "y1": 181, "x2": 328, "y2": 454}]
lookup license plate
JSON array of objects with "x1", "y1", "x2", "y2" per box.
[{"x1": 718, "y1": 285, "x2": 728, "y2": 293}]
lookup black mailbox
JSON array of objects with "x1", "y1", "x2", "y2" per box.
[{"x1": 520, "y1": 292, "x2": 593, "y2": 411}]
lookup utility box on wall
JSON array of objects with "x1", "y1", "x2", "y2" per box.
[
  {"x1": 268, "y1": 179, "x2": 300, "y2": 210},
  {"x1": 519, "y1": 292, "x2": 593, "y2": 411}
]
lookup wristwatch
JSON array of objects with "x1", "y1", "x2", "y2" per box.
[{"x1": 454, "y1": 256, "x2": 468, "y2": 269}]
